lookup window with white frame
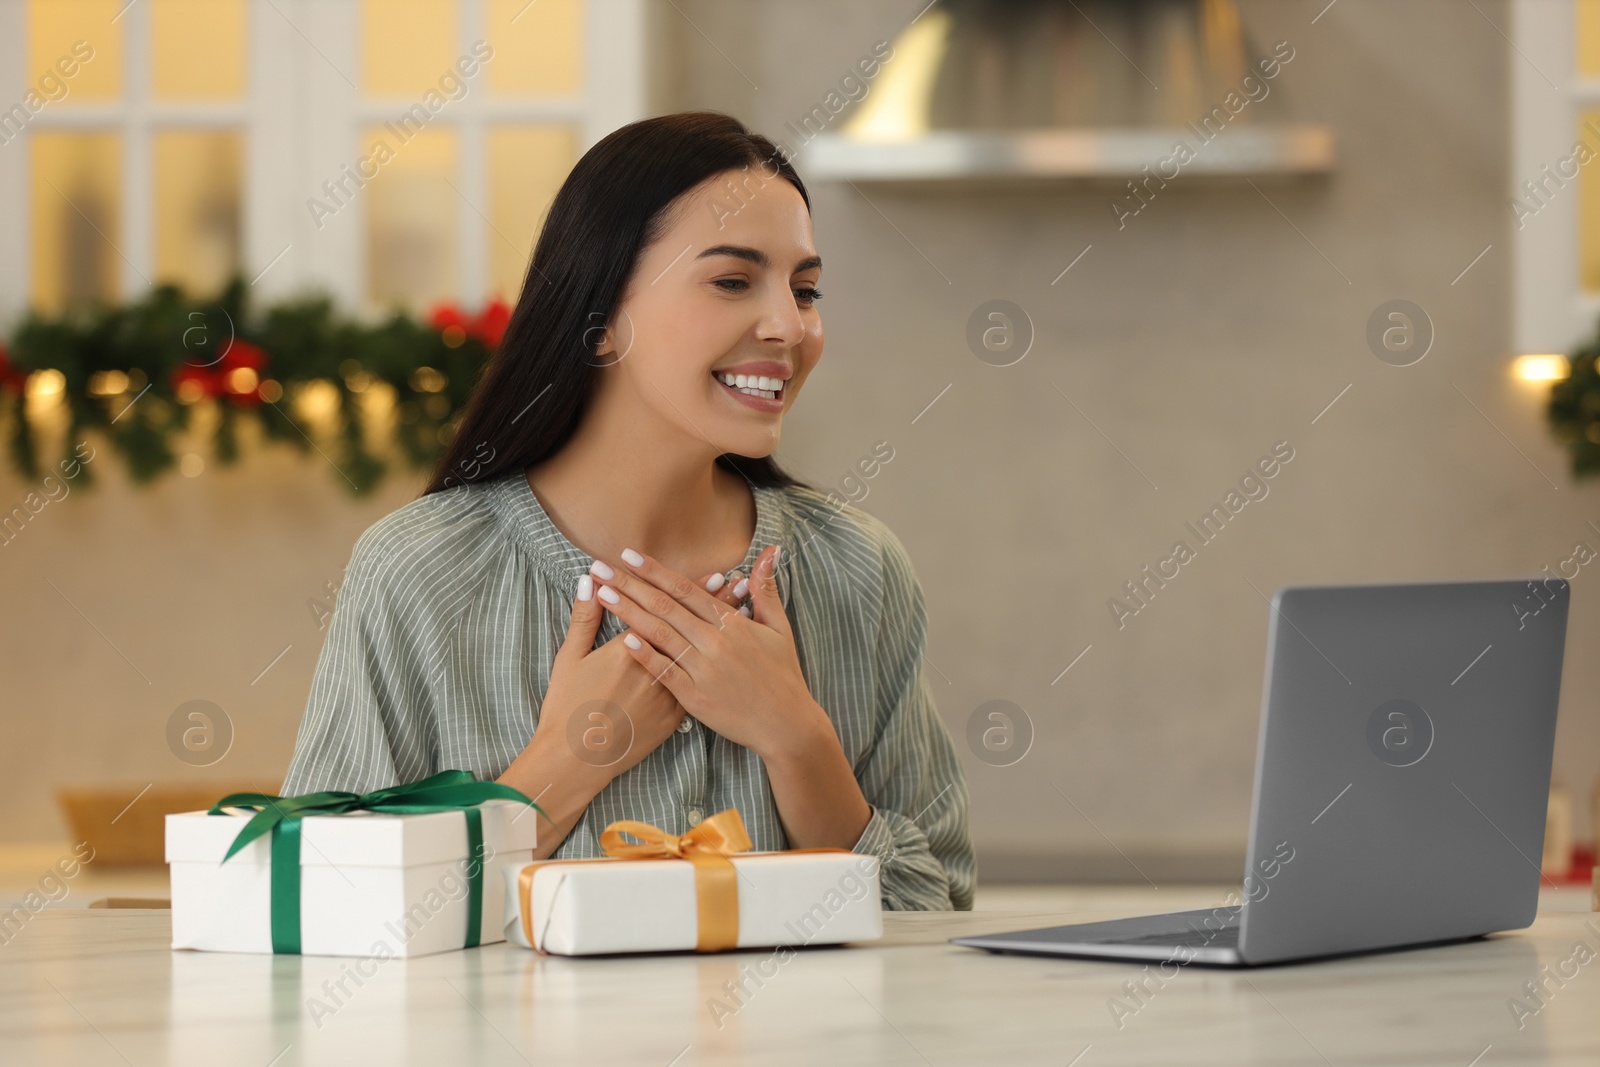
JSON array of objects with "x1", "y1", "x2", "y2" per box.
[
  {"x1": 1512, "y1": 0, "x2": 1600, "y2": 355},
  {"x1": 0, "y1": 0, "x2": 644, "y2": 322}
]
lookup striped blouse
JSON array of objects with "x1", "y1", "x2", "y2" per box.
[{"x1": 281, "y1": 469, "x2": 975, "y2": 911}]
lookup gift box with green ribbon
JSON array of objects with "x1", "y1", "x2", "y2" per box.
[{"x1": 166, "y1": 771, "x2": 543, "y2": 957}]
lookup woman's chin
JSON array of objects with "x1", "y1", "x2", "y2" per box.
[
  {"x1": 713, "y1": 423, "x2": 781, "y2": 457},
  {"x1": 726, "y1": 435, "x2": 779, "y2": 457},
  {"x1": 703, "y1": 389, "x2": 785, "y2": 447}
]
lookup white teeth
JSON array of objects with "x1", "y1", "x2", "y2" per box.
[{"x1": 715, "y1": 371, "x2": 783, "y2": 399}]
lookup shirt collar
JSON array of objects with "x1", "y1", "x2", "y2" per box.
[{"x1": 486, "y1": 467, "x2": 789, "y2": 598}]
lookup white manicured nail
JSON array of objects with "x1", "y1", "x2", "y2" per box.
[
  {"x1": 622, "y1": 547, "x2": 644, "y2": 567},
  {"x1": 705, "y1": 573, "x2": 726, "y2": 592},
  {"x1": 732, "y1": 578, "x2": 749, "y2": 599},
  {"x1": 590, "y1": 559, "x2": 614, "y2": 580},
  {"x1": 738, "y1": 605, "x2": 751, "y2": 617},
  {"x1": 624, "y1": 633, "x2": 642, "y2": 650},
  {"x1": 598, "y1": 585, "x2": 620, "y2": 605},
  {"x1": 577, "y1": 575, "x2": 593, "y2": 601}
]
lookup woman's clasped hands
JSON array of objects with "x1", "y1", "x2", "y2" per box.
[{"x1": 591, "y1": 544, "x2": 823, "y2": 762}]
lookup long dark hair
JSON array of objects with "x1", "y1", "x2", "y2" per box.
[{"x1": 422, "y1": 111, "x2": 815, "y2": 497}]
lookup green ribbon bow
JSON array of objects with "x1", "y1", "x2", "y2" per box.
[{"x1": 208, "y1": 770, "x2": 543, "y2": 954}]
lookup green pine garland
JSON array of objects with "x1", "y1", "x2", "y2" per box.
[
  {"x1": 0, "y1": 278, "x2": 497, "y2": 496},
  {"x1": 7, "y1": 283, "x2": 1600, "y2": 489},
  {"x1": 1548, "y1": 321, "x2": 1600, "y2": 479}
]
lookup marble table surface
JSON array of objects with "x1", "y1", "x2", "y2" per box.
[{"x1": 3, "y1": 891, "x2": 1599, "y2": 1066}]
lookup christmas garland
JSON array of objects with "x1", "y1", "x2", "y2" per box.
[
  {"x1": 4, "y1": 284, "x2": 1599, "y2": 490},
  {"x1": 1548, "y1": 322, "x2": 1600, "y2": 479},
  {"x1": 0, "y1": 278, "x2": 506, "y2": 496}
]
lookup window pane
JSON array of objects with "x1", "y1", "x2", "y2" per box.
[
  {"x1": 152, "y1": 0, "x2": 246, "y2": 99},
  {"x1": 1582, "y1": 110, "x2": 1600, "y2": 292},
  {"x1": 488, "y1": 124, "x2": 576, "y2": 299},
  {"x1": 486, "y1": 0, "x2": 582, "y2": 96},
  {"x1": 154, "y1": 131, "x2": 242, "y2": 297},
  {"x1": 31, "y1": 132, "x2": 122, "y2": 311},
  {"x1": 1581, "y1": 0, "x2": 1600, "y2": 77},
  {"x1": 28, "y1": 0, "x2": 122, "y2": 103},
  {"x1": 362, "y1": 0, "x2": 457, "y2": 95},
  {"x1": 364, "y1": 125, "x2": 458, "y2": 311}
]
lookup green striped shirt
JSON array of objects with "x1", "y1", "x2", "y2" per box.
[{"x1": 282, "y1": 470, "x2": 975, "y2": 911}]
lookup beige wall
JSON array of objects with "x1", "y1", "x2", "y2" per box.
[
  {"x1": 0, "y1": 415, "x2": 417, "y2": 840},
  {"x1": 4, "y1": 0, "x2": 1596, "y2": 882}
]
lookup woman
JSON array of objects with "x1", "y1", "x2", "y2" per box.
[{"x1": 282, "y1": 111, "x2": 975, "y2": 910}]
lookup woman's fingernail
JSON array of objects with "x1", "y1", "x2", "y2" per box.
[
  {"x1": 622, "y1": 547, "x2": 644, "y2": 567},
  {"x1": 738, "y1": 605, "x2": 751, "y2": 617},
  {"x1": 598, "y1": 585, "x2": 620, "y2": 605},
  {"x1": 590, "y1": 559, "x2": 615, "y2": 580},
  {"x1": 577, "y1": 575, "x2": 593, "y2": 602},
  {"x1": 705, "y1": 572, "x2": 726, "y2": 592},
  {"x1": 623, "y1": 633, "x2": 643, "y2": 650},
  {"x1": 732, "y1": 578, "x2": 749, "y2": 599}
]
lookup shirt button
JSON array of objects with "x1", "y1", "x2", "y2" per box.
[
  {"x1": 686, "y1": 807, "x2": 704, "y2": 825},
  {"x1": 676, "y1": 716, "x2": 694, "y2": 734}
]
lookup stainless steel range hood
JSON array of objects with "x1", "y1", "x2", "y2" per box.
[{"x1": 803, "y1": 0, "x2": 1332, "y2": 183}]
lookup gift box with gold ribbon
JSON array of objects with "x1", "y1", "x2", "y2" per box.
[{"x1": 501, "y1": 808, "x2": 883, "y2": 956}]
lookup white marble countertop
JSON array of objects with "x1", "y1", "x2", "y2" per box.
[{"x1": 3, "y1": 892, "x2": 1600, "y2": 1066}]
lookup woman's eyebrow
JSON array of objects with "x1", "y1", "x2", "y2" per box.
[{"x1": 696, "y1": 244, "x2": 823, "y2": 273}]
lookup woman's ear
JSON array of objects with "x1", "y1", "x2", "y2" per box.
[{"x1": 585, "y1": 307, "x2": 635, "y2": 367}]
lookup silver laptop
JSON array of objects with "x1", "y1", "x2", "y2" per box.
[{"x1": 952, "y1": 578, "x2": 1571, "y2": 967}]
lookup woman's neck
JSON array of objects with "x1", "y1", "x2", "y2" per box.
[{"x1": 524, "y1": 406, "x2": 756, "y2": 578}]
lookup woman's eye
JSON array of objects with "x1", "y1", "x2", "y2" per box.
[{"x1": 711, "y1": 278, "x2": 821, "y2": 305}]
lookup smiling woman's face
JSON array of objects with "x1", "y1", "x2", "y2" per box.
[{"x1": 593, "y1": 167, "x2": 824, "y2": 459}]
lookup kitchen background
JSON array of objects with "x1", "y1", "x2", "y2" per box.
[{"x1": 1, "y1": 0, "x2": 1597, "y2": 899}]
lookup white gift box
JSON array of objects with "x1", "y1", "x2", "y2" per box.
[
  {"x1": 502, "y1": 850, "x2": 884, "y2": 956},
  {"x1": 167, "y1": 800, "x2": 536, "y2": 957}
]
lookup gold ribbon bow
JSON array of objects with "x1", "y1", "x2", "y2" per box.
[
  {"x1": 516, "y1": 807, "x2": 850, "y2": 954},
  {"x1": 601, "y1": 808, "x2": 752, "y2": 951}
]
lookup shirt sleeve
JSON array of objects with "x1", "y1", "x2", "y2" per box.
[
  {"x1": 280, "y1": 533, "x2": 437, "y2": 795},
  {"x1": 846, "y1": 524, "x2": 977, "y2": 911}
]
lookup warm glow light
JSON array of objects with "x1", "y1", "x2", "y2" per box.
[
  {"x1": 226, "y1": 367, "x2": 259, "y2": 393},
  {"x1": 1511, "y1": 354, "x2": 1571, "y2": 383},
  {"x1": 88, "y1": 370, "x2": 129, "y2": 395},
  {"x1": 410, "y1": 366, "x2": 447, "y2": 392},
  {"x1": 294, "y1": 379, "x2": 341, "y2": 421},
  {"x1": 361, "y1": 379, "x2": 396, "y2": 421},
  {"x1": 26, "y1": 369, "x2": 65, "y2": 399}
]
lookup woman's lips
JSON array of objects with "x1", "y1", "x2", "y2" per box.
[{"x1": 713, "y1": 373, "x2": 784, "y2": 413}]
